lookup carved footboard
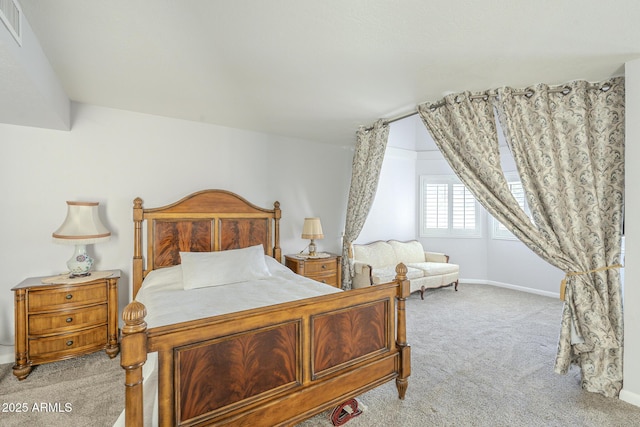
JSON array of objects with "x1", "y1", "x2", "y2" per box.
[{"x1": 121, "y1": 265, "x2": 410, "y2": 426}]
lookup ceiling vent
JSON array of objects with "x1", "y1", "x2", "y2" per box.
[{"x1": 0, "y1": 0, "x2": 22, "y2": 46}]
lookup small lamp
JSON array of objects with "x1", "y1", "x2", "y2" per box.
[
  {"x1": 302, "y1": 217, "x2": 324, "y2": 256},
  {"x1": 52, "y1": 201, "x2": 111, "y2": 277}
]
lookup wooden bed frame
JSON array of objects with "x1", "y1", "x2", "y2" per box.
[{"x1": 120, "y1": 189, "x2": 410, "y2": 426}]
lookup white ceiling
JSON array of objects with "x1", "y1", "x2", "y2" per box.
[{"x1": 4, "y1": 0, "x2": 640, "y2": 146}]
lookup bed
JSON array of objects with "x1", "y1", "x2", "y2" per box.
[{"x1": 119, "y1": 189, "x2": 411, "y2": 426}]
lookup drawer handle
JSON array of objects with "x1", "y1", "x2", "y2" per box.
[
  {"x1": 66, "y1": 317, "x2": 73, "y2": 323},
  {"x1": 66, "y1": 340, "x2": 74, "y2": 346},
  {"x1": 65, "y1": 294, "x2": 73, "y2": 300},
  {"x1": 321, "y1": 265, "x2": 326, "y2": 269}
]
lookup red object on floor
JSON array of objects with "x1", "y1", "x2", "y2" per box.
[{"x1": 330, "y1": 398, "x2": 363, "y2": 426}]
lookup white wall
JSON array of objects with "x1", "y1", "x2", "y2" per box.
[
  {"x1": 487, "y1": 239, "x2": 563, "y2": 296},
  {"x1": 621, "y1": 59, "x2": 640, "y2": 406},
  {"x1": 356, "y1": 123, "x2": 417, "y2": 244},
  {"x1": 0, "y1": 10, "x2": 70, "y2": 130},
  {"x1": 0, "y1": 103, "x2": 353, "y2": 362}
]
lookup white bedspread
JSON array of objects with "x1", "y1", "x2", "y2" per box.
[
  {"x1": 136, "y1": 255, "x2": 341, "y2": 328},
  {"x1": 114, "y1": 256, "x2": 341, "y2": 426}
]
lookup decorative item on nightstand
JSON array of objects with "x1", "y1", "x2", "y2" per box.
[
  {"x1": 302, "y1": 217, "x2": 324, "y2": 256},
  {"x1": 52, "y1": 201, "x2": 111, "y2": 278}
]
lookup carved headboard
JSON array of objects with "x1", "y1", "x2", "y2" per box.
[{"x1": 132, "y1": 189, "x2": 281, "y2": 298}]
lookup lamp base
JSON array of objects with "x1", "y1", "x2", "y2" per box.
[
  {"x1": 66, "y1": 244, "x2": 94, "y2": 277},
  {"x1": 308, "y1": 240, "x2": 317, "y2": 257}
]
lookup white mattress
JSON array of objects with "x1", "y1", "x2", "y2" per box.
[{"x1": 114, "y1": 256, "x2": 340, "y2": 426}]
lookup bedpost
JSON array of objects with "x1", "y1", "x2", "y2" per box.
[
  {"x1": 133, "y1": 197, "x2": 144, "y2": 298},
  {"x1": 273, "y1": 201, "x2": 282, "y2": 261},
  {"x1": 121, "y1": 301, "x2": 148, "y2": 427},
  {"x1": 394, "y1": 262, "x2": 411, "y2": 399}
]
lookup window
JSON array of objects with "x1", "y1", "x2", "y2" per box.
[{"x1": 420, "y1": 176, "x2": 482, "y2": 238}]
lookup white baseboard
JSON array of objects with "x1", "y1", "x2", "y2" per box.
[
  {"x1": 460, "y1": 278, "x2": 560, "y2": 299},
  {"x1": 0, "y1": 344, "x2": 14, "y2": 364},
  {"x1": 620, "y1": 388, "x2": 640, "y2": 408}
]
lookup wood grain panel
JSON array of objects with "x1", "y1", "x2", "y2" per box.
[
  {"x1": 29, "y1": 304, "x2": 107, "y2": 335},
  {"x1": 29, "y1": 325, "x2": 107, "y2": 363},
  {"x1": 28, "y1": 283, "x2": 107, "y2": 312},
  {"x1": 176, "y1": 322, "x2": 299, "y2": 423},
  {"x1": 220, "y1": 218, "x2": 268, "y2": 251},
  {"x1": 153, "y1": 220, "x2": 212, "y2": 267},
  {"x1": 312, "y1": 301, "x2": 388, "y2": 375}
]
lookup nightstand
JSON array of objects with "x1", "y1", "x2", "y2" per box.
[
  {"x1": 12, "y1": 270, "x2": 120, "y2": 380},
  {"x1": 284, "y1": 254, "x2": 342, "y2": 288}
]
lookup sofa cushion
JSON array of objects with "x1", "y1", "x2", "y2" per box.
[
  {"x1": 406, "y1": 262, "x2": 459, "y2": 276},
  {"x1": 371, "y1": 265, "x2": 425, "y2": 285},
  {"x1": 352, "y1": 241, "x2": 397, "y2": 269},
  {"x1": 388, "y1": 240, "x2": 426, "y2": 264}
]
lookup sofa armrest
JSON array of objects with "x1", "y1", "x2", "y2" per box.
[
  {"x1": 352, "y1": 261, "x2": 373, "y2": 288},
  {"x1": 353, "y1": 261, "x2": 372, "y2": 275},
  {"x1": 425, "y1": 251, "x2": 450, "y2": 263}
]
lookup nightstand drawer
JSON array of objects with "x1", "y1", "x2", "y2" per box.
[
  {"x1": 304, "y1": 259, "x2": 337, "y2": 274},
  {"x1": 28, "y1": 283, "x2": 107, "y2": 312},
  {"x1": 29, "y1": 325, "x2": 107, "y2": 362},
  {"x1": 308, "y1": 273, "x2": 338, "y2": 287},
  {"x1": 29, "y1": 304, "x2": 108, "y2": 335}
]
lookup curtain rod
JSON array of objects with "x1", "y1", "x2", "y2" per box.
[{"x1": 365, "y1": 82, "x2": 612, "y2": 131}]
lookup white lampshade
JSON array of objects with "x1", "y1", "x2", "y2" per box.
[
  {"x1": 52, "y1": 201, "x2": 111, "y2": 244},
  {"x1": 301, "y1": 217, "x2": 324, "y2": 239},
  {"x1": 52, "y1": 201, "x2": 111, "y2": 277}
]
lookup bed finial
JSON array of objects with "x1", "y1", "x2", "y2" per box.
[
  {"x1": 395, "y1": 262, "x2": 408, "y2": 281},
  {"x1": 134, "y1": 197, "x2": 143, "y2": 209},
  {"x1": 122, "y1": 300, "x2": 147, "y2": 333}
]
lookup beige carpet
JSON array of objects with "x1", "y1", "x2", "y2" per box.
[
  {"x1": 0, "y1": 349, "x2": 122, "y2": 426},
  {"x1": 2, "y1": 283, "x2": 640, "y2": 426},
  {"x1": 300, "y1": 284, "x2": 640, "y2": 426}
]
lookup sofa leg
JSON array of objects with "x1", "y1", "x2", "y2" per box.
[
  {"x1": 454, "y1": 280, "x2": 458, "y2": 291},
  {"x1": 420, "y1": 286, "x2": 425, "y2": 300}
]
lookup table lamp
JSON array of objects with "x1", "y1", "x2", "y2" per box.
[
  {"x1": 52, "y1": 201, "x2": 111, "y2": 277},
  {"x1": 302, "y1": 217, "x2": 324, "y2": 256}
]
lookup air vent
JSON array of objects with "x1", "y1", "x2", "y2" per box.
[{"x1": 0, "y1": 0, "x2": 22, "y2": 46}]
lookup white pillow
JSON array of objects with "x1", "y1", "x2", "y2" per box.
[{"x1": 180, "y1": 244, "x2": 271, "y2": 290}]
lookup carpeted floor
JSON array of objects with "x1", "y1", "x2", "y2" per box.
[
  {"x1": 2, "y1": 283, "x2": 639, "y2": 426},
  {"x1": 0, "y1": 349, "x2": 123, "y2": 426},
  {"x1": 299, "y1": 284, "x2": 640, "y2": 427}
]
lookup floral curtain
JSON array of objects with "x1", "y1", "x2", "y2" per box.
[
  {"x1": 341, "y1": 119, "x2": 389, "y2": 289},
  {"x1": 495, "y1": 78, "x2": 625, "y2": 397},
  {"x1": 416, "y1": 93, "x2": 562, "y2": 263},
  {"x1": 418, "y1": 77, "x2": 625, "y2": 397}
]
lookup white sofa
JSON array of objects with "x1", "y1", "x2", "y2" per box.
[{"x1": 351, "y1": 240, "x2": 459, "y2": 299}]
